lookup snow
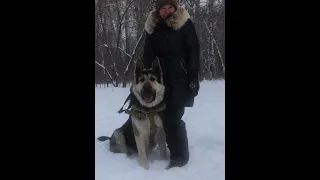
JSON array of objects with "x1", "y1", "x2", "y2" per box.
[{"x1": 95, "y1": 80, "x2": 225, "y2": 180}]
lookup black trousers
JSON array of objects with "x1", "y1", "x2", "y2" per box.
[{"x1": 161, "y1": 105, "x2": 189, "y2": 163}]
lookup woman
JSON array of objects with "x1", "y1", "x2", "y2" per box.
[{"x1": 142, "y1": 0, "x2": 200, "y2": 169}]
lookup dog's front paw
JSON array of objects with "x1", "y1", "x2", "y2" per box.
[
  {"x1": 139, "y1": 161, "x2": 150, "y2": 170},
  {"x1": 160, "y1": 150, "x2": 169, "y2": 160},
  {"x1": 160, "y1": 155, "x2": 168, "y2": 160}
]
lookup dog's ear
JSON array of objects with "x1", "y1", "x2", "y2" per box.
[
  {"x1": 151, "y1": 58, "x2": 163, "y2": 79},
  {"x1": 135, "y1": 66, "x2": 141, "y2": 75},
  {"x1": 134, "y1": 66, "x2": 141, "y2": 83},
  {"x1": 152, "y1": 65, "x2": 160, "y2": 74},
  {"x1": 151, "y1": 58, "x2": 160, "y2": 70},
  {"x1": 151, "y1": 65, "x2": 162, "y2": 81},
  {"x1": 134, "y1": 59, "x2": 145, "y2": 83}
]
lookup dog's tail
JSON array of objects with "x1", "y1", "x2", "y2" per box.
[{"x1": 97, "y1": 136, "x2": 111, "y2": 142}]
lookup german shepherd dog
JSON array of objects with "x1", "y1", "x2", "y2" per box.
[{"x1": 97, "y1": 66, "x2": 168, "y2": 170}]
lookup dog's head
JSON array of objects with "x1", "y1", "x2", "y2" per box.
[{"x1": 131, "y1": 66, "x2": 165, "y2": 108}]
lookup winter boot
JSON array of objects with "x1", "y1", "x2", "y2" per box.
[{"x1": 166, "y1": 120, "x2": 189, "y2": 169}]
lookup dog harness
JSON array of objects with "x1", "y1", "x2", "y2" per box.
[
  {"x1": 117, "y1": 93, "x2": 166, "y2": 132},
  {"x1": 126, "y1": 109, "x2": 157, "y2": 131}
]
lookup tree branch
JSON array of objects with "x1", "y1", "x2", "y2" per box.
[
  {"x1": 203, "y1": 20, "x2": 224, "y2": 73},
  {"x1": 104, "y1": 4, "x2": 117, "y2": 8},
  {"x1": 211, "y1": 36, "x2": 224, "y2": 72},
  {"x1": 95, "y1": 61, "x2": 116, "y2": 87},
  {"x1": 120, "y1": 0, "x2": 135, "y2": 24},
  {"x1": 124, "y1": 30, "x2": 145, "y2": 73},
  {"x1": 203, "y1": 20, "x2": 212, "y2": 36},
  {"x1": 118, "y1": 47, "x2": 132, "y2": 59}
]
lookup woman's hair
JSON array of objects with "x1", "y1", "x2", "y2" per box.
[
  {"x1": 155, "y1": 0, "x2": 178, "y2": 12},
  {"x1": 155, "y1": 0, "x2": 178, "y2": 18}
]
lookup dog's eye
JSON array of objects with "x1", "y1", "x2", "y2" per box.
[
  {"x1": 139, "y1": 77, "x2": 145, "y2": 82},
  {"x1": 150, "y1": 76, "x2": 156, "y2": 81}
]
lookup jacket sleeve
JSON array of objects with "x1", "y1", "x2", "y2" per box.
[
  {"x1": 142, "y1": 32, "x2": 156, "y2": 69},
  {"x1": 182, "y1": 19, "x2": 200, "y2": 80}
]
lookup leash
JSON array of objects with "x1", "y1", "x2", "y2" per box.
[{"x1": 117, "y1": 93, "x2": 132, "y2": 114}]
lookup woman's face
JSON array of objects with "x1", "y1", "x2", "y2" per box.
[{"x1": 159, "y1": 4, "x2": 175, "y2": 19}]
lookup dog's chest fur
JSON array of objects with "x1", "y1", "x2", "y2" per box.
[{"x1": 131, "y1": 113, "x2": 163, "y2": 137}]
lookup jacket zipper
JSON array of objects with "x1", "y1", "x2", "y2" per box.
[{"x1": 180, "y1": 60, "x2": 188, "y2": 75}]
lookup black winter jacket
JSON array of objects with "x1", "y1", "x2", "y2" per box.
[{"x1": 143, "y1": 6, "x2": 200, "y2": 107}]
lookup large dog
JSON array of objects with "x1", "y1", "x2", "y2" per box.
[{"x1": 97, "y1": 67, "x2": 168, "y2": 170}]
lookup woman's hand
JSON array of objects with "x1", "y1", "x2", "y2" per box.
[{"x1": 189, "y1": 78, "x2": 200, "y2": 97}]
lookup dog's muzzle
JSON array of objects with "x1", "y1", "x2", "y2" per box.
[{"x1": 141, "y1": 83, "x2": 156, "y2": 103}]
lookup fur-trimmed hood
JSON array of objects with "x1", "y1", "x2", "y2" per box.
[{"x1": 144, "y1": 6, "x2": 190, "y2": 34}]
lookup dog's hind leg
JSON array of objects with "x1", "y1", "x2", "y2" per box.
[
  {"x1": 117, "y1": 132, "x2": 128, "y2": 154},
  {"x1": 111, "y1": 130, "x2": 128, "y2": 154}
]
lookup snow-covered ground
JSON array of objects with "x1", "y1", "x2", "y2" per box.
[{"x1": 95, "y1": 80, "x2": 225, "y2": 180}]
